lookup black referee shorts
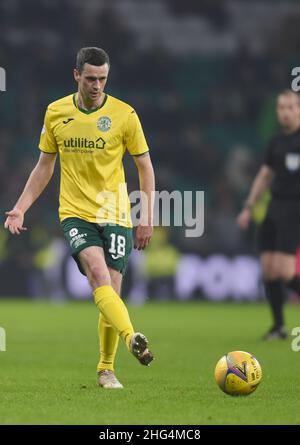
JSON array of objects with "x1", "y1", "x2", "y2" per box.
[{"x1": 258, "y1": 198, "x2": 300, "y2": 254}]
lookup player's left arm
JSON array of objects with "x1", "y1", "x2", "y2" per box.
[{"x1": 133, "y1": 152, "x2": 155, "y2": 250}]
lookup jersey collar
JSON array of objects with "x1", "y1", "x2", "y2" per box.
[{"x1": 73, "y1": 93, "x2": 108, "y2": 114}]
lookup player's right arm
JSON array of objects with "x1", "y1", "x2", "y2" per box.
[
  {"x1": 4, "y1": 151, "x2": 57, "y2": 235},
  {"x1": 236, "y1": 164, "x2": 274, "y2": 230}
]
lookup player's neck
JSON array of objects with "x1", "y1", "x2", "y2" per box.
[{"x1": 77, "y1": 92, "x2": 105, "y2": 111}]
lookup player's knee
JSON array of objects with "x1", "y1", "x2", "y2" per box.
[
  {"x1": 279, "y1": 270, "x2": 294, "y2": 283},
  {"x1": 88, "y1": 264, "x2": 111, "y2": 288},
  {"x1": 262, "y1": 266, "x2": 281, "y2": 281}
]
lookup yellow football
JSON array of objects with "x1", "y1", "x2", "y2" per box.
[{"x1": 214, "y1": 351, "x2": 262, "y2": 396}]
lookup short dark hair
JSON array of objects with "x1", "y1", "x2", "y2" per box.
[{"x1": 76, "y1": 47, "x2": 110, "y2": 72}]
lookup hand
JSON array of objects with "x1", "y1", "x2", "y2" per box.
[
  {"x1": 134, "y1": 224, "x2": 153, "y2": 250},
  {"x1": 4, "y1": 208, "x2": 27, "y2": 235},
  {"x1": 236, "y1": 207, "x2": 251, "y2": 230}
]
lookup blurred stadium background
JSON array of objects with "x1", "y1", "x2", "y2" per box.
[{"x1": 1, "y1": 0, "x2": 300, "y2": 304}]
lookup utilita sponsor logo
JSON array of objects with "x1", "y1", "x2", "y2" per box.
[{"x1": 63, "y1": 137, "x2": 106, "y2": 149}]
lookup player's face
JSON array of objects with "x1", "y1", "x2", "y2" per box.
[
  {"x1": 276, "y1": 94, "x2": 300, "y2": 128},
  {"x1": 74, "y1": 63, "x2": 109, "y2": 104}
]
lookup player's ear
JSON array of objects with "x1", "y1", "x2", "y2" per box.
[{"x1": 73, "y1": 68, "x2": 80, "y2": 83}]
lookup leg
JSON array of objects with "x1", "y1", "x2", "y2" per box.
[
  {"x1": 78, "y1": 246, "x2": 134, "y2": 348},
  {"x1": 78, "y1": 246, "x2": 153, "y2": 366},
  {"x1": 276, "y1": 253, "x2": 300, "y2": 291},
  {"x1": 97, "y1": 267, "x2": 122, "y2": 373},
  {"x1": 261, "y1": 252, "x2": 286, "y2": 334},
  {"x1": 61, "y1": 219, "x2": 154, "y2": 385},
  {"x1": 261, "y1": 251, "x2": 281, "y2": 281},
  {"x1": 274, "y1": 205, "x2": 300, "y2": 311}
]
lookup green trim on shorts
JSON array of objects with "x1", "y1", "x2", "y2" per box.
[{"x1": 61, "y1": 217, "x2": 133, "y2": 275}]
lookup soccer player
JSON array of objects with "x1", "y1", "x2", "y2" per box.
[
  {"x1": 237, "y1": 89, "x2": 300, "y2": 340},
  {"x1": 4, "y1": 47, "x2": 155, "y2": 388}
]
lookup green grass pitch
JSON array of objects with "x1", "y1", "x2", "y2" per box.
[{"x1": 0, "y1": 299, "x2": 300, "y2": 425}]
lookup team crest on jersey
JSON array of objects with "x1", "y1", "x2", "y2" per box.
[
  {"x1": 285, "y1": 153, "x2": 300, "y2": 171},
  {"x1": 97, "y1": 116, "x2": 111, "y2": 132},
  {"x1": 69, "y1": 228, "x2": 78, "y2": 237}
]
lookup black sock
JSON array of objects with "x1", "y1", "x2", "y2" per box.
[
  {"x1": 286, "y1": 275, "x2": 300, "y2": 294},
  {"x1": 264, "y1": 280, "x2": 285, "y2": 329}
]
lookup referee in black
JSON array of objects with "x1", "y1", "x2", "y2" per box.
[{"x1": 237, "y1": 89, "x2": 300, "y2": 340}]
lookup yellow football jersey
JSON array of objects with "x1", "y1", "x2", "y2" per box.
[{"x1": 39, "y1": 93, "x2": 149, "y2": 227}]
